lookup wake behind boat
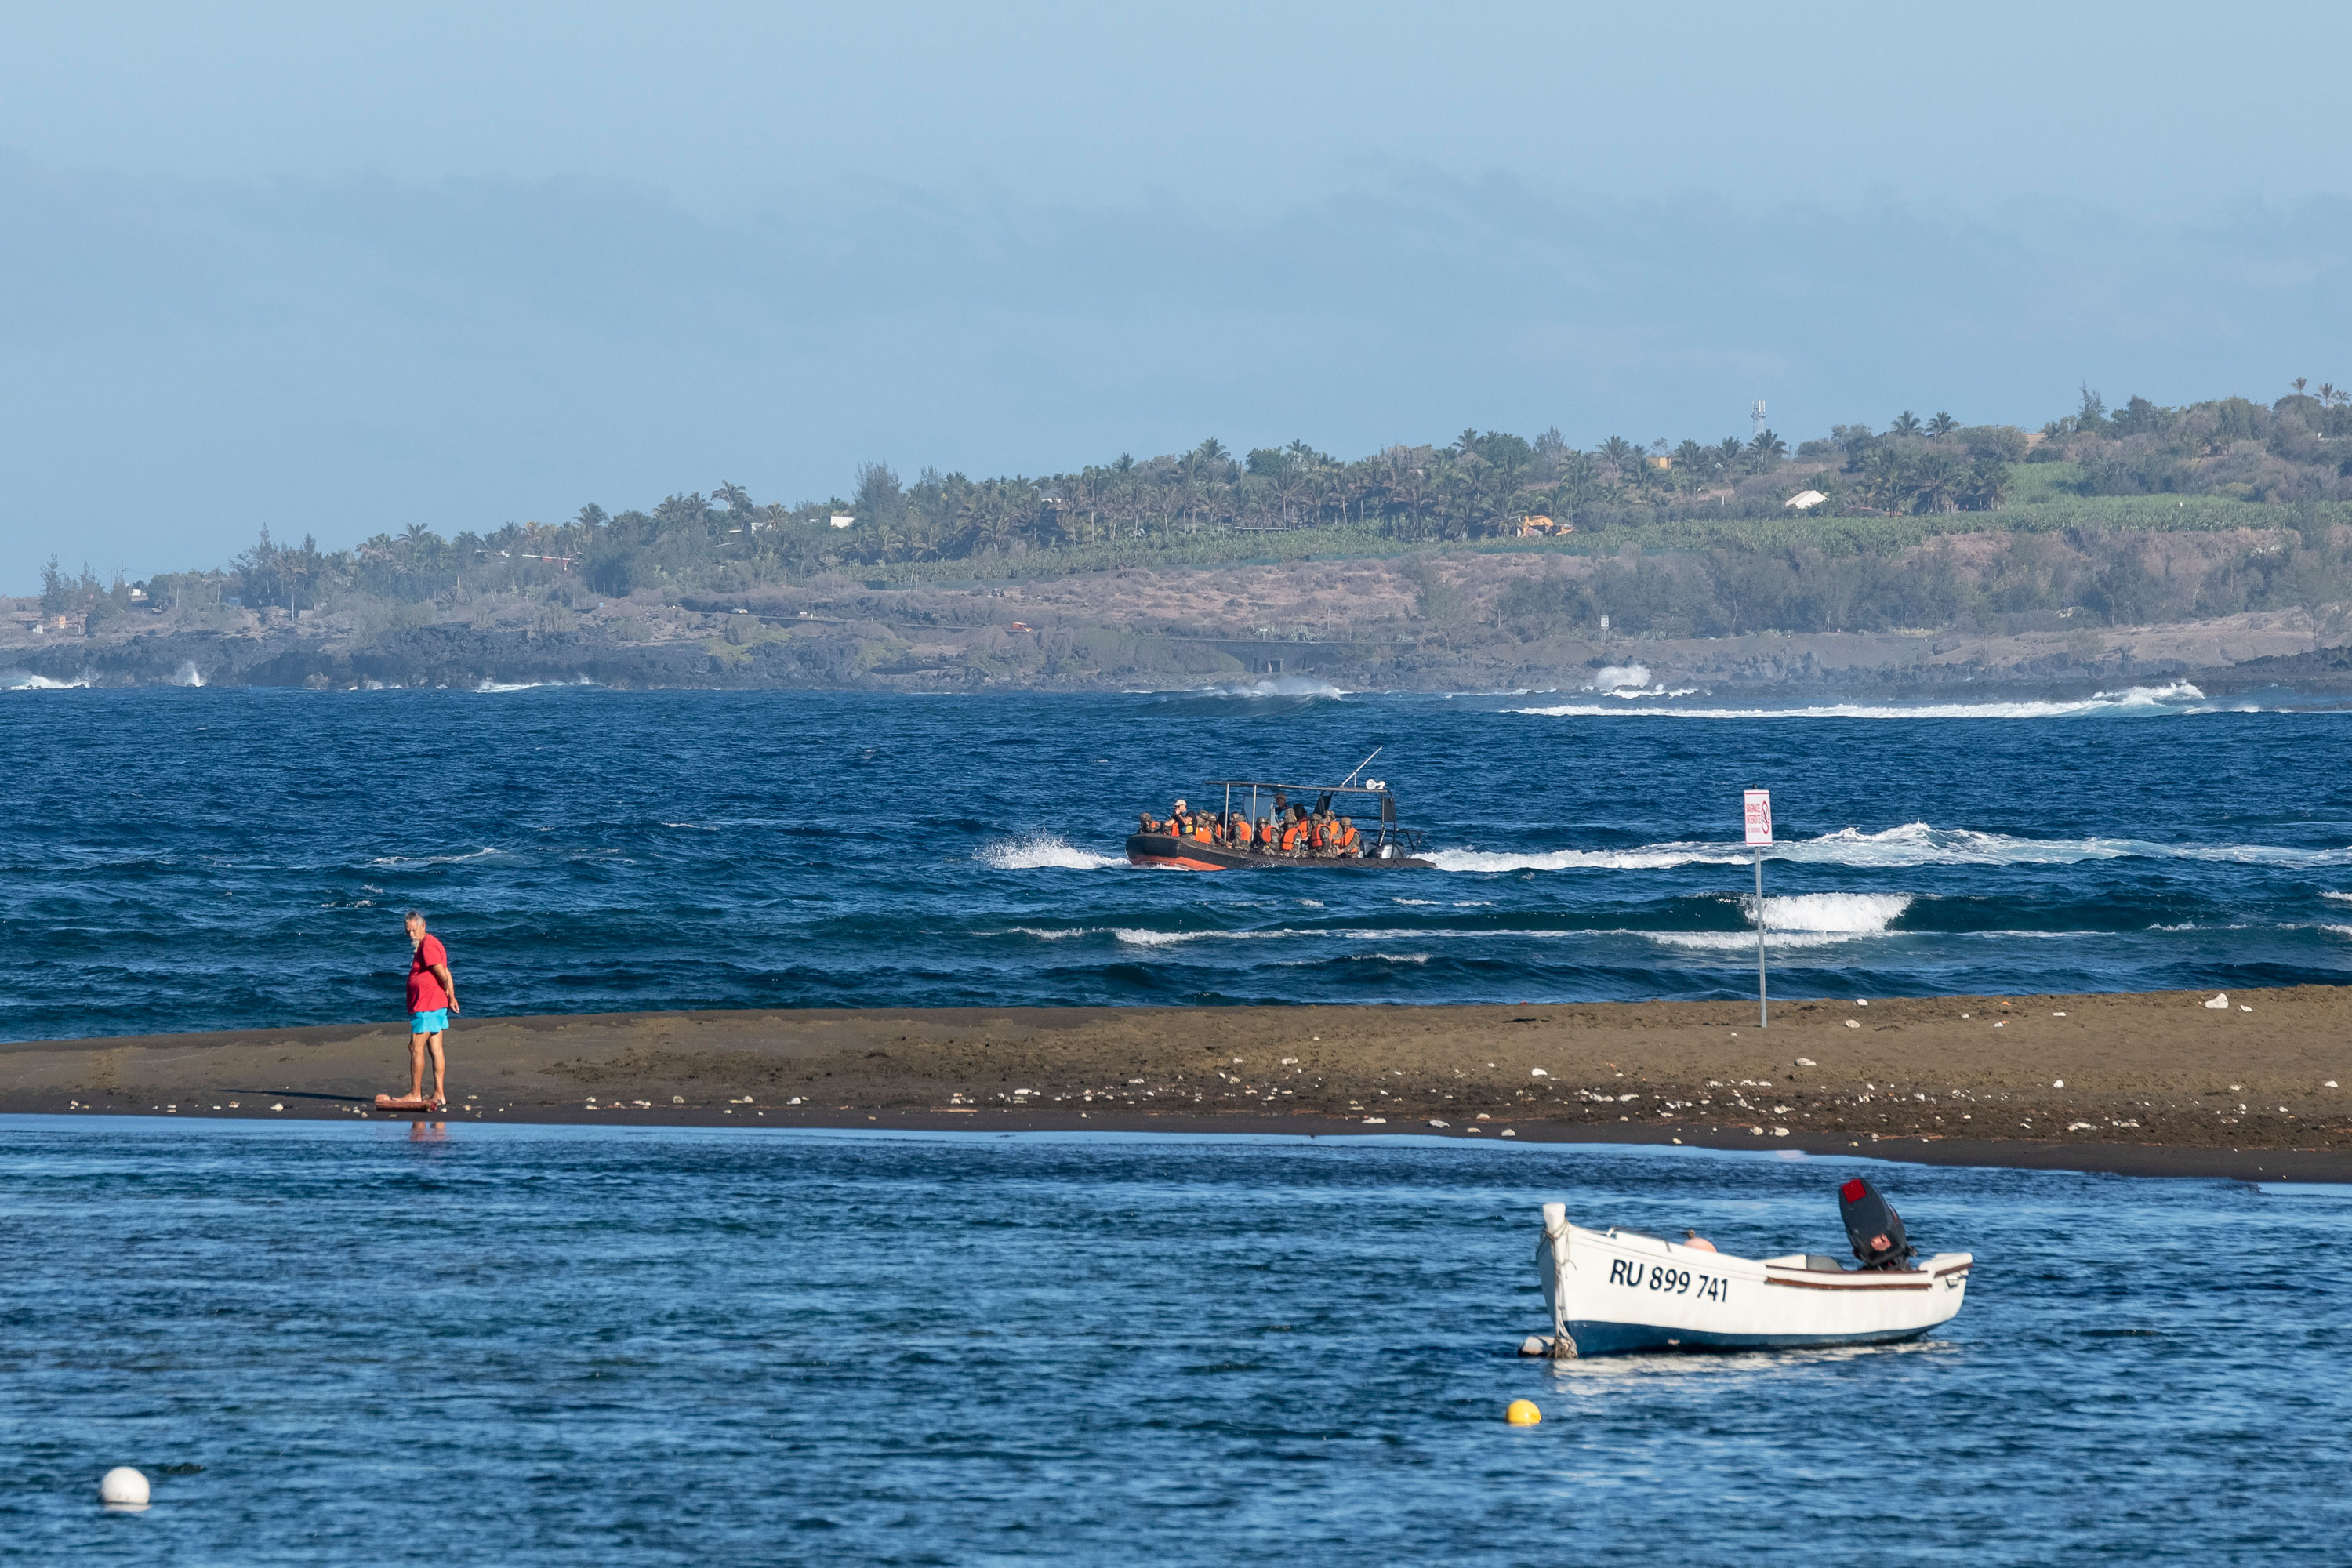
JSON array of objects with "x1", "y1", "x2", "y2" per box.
[
  {"x1": 1126, "y1": 764, "x2": 1434, "y2": 870},
  {"x1": 1523, "y1": 1178, "x2": 1973, "y2": 1357}
]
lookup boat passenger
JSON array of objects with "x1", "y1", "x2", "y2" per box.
[
  {"x1": 1279, "y1": 815, "x2": 1307, "y2": 854},
  {"x1": 1683, "y1": 1230, "x2": 1719, "y2": 1253},
  {"x1": 1256, "y1": 815, "x2": 1276, "y2": 848},
  {"x1": 1192, "y1": 815, "x2": 1217, "y2": 845},
  {"x1": 1229, "y1": 811, "x2": 1250, "y2": 844},
  {"x1": 1334, "y1": 817, "x2": 1358, "y2": 855},
  {"x1": 1138, "y1": 811, "x2": 1161, "y2": 837}
]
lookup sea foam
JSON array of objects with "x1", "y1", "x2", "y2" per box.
[
  {"x1": 1194, "y1": 676, "x2": 1346, "y2": 699},
  {"x1": 1430, "y1": 821, "x2": 2352, "y2": 873},
  {"x1": 1648, "y1": 891, "x2": 1915, "y2": 951},
  {"x1": 982, "y1": 834, "x2": 1127, "y2": 870},
  {"x1": 1514, "y1": 681, "x2": 2214, "y2": 720}
]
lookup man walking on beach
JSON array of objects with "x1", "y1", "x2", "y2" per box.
[{"x1": 402, "y1": 911, "x2": 459, "y2": 1109}]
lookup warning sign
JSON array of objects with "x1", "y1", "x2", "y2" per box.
[{"x1": 1743, "y1": 789, "x2": 1773, "y2": 847}]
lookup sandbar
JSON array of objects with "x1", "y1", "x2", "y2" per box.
[{"x1": 3, "y1": 986, "x2": 2346, "y2": 1181}]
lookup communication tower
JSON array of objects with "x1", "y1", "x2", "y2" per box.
[{"x1": 1750, "y1": 400, "x2": 1767, "y2": 437}]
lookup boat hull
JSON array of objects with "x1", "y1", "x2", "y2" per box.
[
  {"x1": 1124, "y1": 833, "x2": 1432, "y2": 870},
  {"x1": 1534, "y1": 1203, "x2": 1971, "y2": 1357}
]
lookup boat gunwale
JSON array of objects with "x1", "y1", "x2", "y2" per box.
[{"x1": 1123, "y1": 832, "x2": 1433, "y2": 870}]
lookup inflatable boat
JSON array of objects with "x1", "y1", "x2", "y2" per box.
[{"x1": 1125, "y1": 766, "x2": 1434, "y2": 870}]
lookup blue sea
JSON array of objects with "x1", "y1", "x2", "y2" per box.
[
  {"x1": 5, "y1": 682, "x2": 2351, "y2": 1562},
  {"x1": 1, "y1": 681, "x2": 2348, "y2": 1040},
  {"x1": 2, "y1": 1118, "x2": 2346, "y2": 1563}
]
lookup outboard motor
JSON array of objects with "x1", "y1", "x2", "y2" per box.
[{"x1": 1838, "y1": 1176, "x2": 1916, "y2": 1271}]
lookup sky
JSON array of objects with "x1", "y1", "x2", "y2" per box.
[{"x1": 2, "y1": 1, "x2": 2349, "y2": 590}]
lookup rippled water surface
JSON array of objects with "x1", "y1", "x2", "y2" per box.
[
  {"x1": 2, "y1": 685, "x2": 2350, "y2": 1038},
  {"x1": 2, "y1": 1120, "x2": 2343, "y2": 1564}
]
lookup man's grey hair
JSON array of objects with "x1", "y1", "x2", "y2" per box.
[{"x1": 404, "y1": 910, "x2": 426, "y2": 924}]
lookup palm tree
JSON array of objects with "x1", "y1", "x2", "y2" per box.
[
  {"x1": 1747, "y1": 429, "x2": 1788, "y2": 465},
  {"x1": 1960, "y1": 456, "x2": 2012, "y2": 511},
  {"x1": 1891, "y1": 411, "x2": 1922, "y2": 437},
  {"x1": 1926, "y1": 412, "x2": 1959, "y2": 439},
  {"x1": 1907, "y1": 452, "x2": 1963, "y2": 514},
  {"x1": 1853, "y1": 446, "x2": 1907, "y2": 511},
  {"x1": 1715, "y1": 437, "x2": 1745, "y2": 476}
]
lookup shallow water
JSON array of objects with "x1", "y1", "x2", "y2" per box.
[
  {"x1": 2, "y1": 1120, "x2": 2343, "y2": 1563},
  {"x1": 2, "y1": 685, "x2": 2350, "y2": 1039}
]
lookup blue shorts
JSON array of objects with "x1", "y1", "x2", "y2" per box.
[{"x1": 410, "y1": 1008, "x2": 450, "y2": 1035}]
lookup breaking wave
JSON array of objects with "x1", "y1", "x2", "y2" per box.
[
  {"x1": 1195, "y1": 676, "x2": 1346, "y2": 699},
  {"x1": 474, "y1": 678, "x2": 599, "y2": 693},
  {"x1": 1648, "y1": 892, "x2": 1915, "y2": 951},
  {"x1": 367, "y1": 848, "x2": 503, "y2": 867},
  {"x1": 981, "y1": 833, "x2": 1127, "y2": 870},
  {"x1": 1515, "y1": 681, "x2": 2217, "y2": 720},
  {"x1": 1431, "y1": 822, "x2": 2352, "y2": 873},
  {"x1": 1, "y1": 670, "x2": 89, "y2": 690},
  {"x1": 168, "y1": 661, "x2": 205, "y2": 688}
]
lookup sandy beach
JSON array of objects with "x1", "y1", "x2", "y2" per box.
[{"x1": 5, "y1": 985, "x2": 2347, "y2": 1181}]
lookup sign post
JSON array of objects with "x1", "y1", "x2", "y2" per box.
[{"x1": 1744, "y1": 789, "x2": 1773, "y2": 1027}]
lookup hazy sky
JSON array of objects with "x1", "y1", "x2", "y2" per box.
[{"x1": 3, "y1": 1, "x2": 2348, "y2": 590}]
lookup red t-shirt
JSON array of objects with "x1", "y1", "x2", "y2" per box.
[{"x1": 408, "y1": 935, "x2": 450, "y2": 1012}]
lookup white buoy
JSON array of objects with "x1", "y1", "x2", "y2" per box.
[{"x1": 100, "y1": 1467, "x2": 150, "y2": 1509}]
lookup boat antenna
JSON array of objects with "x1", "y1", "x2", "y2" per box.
[{"x1": 1339, "y1": 746, "x2": 1382, "y2": 788}]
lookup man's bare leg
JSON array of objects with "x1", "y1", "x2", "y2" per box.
[
  {"x1": 424, "y1": 1032, "x2": 446, "y2": 1107},
  {"x1": 407, "y1": 1033, "x2": 428, "y2": 1100}
]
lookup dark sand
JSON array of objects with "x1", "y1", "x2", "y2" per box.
[{"x1": 7, "y1": 986, "x2": 2349, "y2": 1181}]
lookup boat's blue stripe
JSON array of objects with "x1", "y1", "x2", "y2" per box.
[{"x1": 1558, "y1": 1319, "x2": 1935, "y2": 1357}]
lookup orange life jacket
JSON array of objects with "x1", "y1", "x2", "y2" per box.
[
  {"x1": 1192, "y1": 822, "x2": 1214, "y2": 844},
  {"x1": 1337, "y1": 825, "x2": 1358, "y2": 852},
  {"x1": 1255, "y1": 822, "x2": 1274, "y2": 848},
  {"x1": 1280, "y1": 822, "x2": 1304, "y2": 851}
]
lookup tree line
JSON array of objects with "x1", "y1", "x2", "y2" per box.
[
  {"x1": 38, "y1": 382, "x2": 2351, "y2": 625},
  {"x1": 1491, "y1": 505, "x2": 2352, "y2": 639}
]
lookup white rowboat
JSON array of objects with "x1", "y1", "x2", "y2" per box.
[{"x1": 1530, "y1": 1201, "x2": 1973, "y2": 1358}]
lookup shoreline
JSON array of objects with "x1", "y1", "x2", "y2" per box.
[{"x1": 5, "y1": 987, "x2": 2347, "y2": 1181}]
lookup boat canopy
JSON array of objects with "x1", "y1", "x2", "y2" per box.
[{"x1": 1196, "y1": 780, "x2": 1389, "y2": 795}]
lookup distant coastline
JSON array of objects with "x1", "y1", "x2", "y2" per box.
[
  {"x1": 13, "y1": 384, "x2": 2352, "y2": 698},
  {"x1": 8, "y1": 548, "x2": 2352, "y2": 699}
]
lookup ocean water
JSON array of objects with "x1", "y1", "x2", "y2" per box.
[
  {"x1": 3, "y1": 683, "x2": 2351, "y2": 1039},
  {"x1": 2, "y1": 1118, "x2": 2343, "y2": 1564}
]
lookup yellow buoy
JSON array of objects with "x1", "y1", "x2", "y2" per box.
[{"x1": 1505, "y1": 1399, "x2": 1542, "y2": 1425}]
